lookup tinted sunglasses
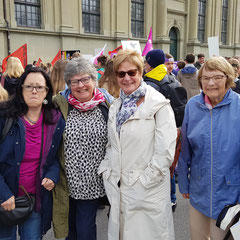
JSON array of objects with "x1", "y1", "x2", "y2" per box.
[{"x1": 116, "y1": 69, "x2": 138, "y2": 78}]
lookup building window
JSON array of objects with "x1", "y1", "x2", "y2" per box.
[
  {"x1": 198, "y1": 0, "x2": 206, "y2": 43},
  {"x1": 14, "y1": 0, "x2": 41, "y2": 28},
  {"x1": 82, "y1": 0, "x2": 100, "y2": 34},
  {"x1": 221, "y1": 0, "x2": 228, "y2": 45},
  {"x1": 131, "y1": 0, "x2": 144, "y2": 38}
]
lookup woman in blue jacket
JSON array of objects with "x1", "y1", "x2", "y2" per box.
[
  {"x1": 0, "y1": 68, "x2": 65, "y2": 239},
  {"x1": 178, "y1": 57, "x2": 240, "y2": 239}
]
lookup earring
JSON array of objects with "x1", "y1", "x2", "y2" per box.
[{"x1": 43, "y1": 99, "x2": 48, "y2": 105}]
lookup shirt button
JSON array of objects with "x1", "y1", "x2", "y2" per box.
[
  {"x1": 16, "y1": 142, "x2": 19, "y2": 144},
  {"x1": 52, "y1": 145, "x2": 55, "y2": 148},
  {"x1": 17, "y1": 163, "x2": 20, "y2": 165}
]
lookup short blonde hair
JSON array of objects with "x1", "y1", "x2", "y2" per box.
[
  {"x1": 0, "y1": 85, "x2": 9, "y2": 102},
  {"x1": 4, "y1": 57, "x2": 24, "y2": 78},
  {"x1": 198, "y1": 57, "x2": 235, "y2": 89},
  {"x1": 113, "y1": 49, "x2": 144, "y2": 76}
]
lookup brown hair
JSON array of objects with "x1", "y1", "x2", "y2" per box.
[
  {"x1": 98, "y1": 59, "x2": 120, "y2": 98},
  {"x1": 198, "y1": 57, "x2": 235, "y2": 89},
  {"x1": 97, "y1": 55, "x2": 108, "y2": 68},
  {"x1": 113, "y1": 49, "x2": 144, "y2": 76},
  {"x1": 50, "y1": 59, "x2": 68, "y2": 95}
]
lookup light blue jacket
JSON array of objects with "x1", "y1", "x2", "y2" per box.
[{"x1": 178, "y1": 90, "x2": 240, "y2": 219}]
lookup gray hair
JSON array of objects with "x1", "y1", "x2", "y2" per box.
[{"x1": 64, "y1": 57, "x2": 98, "y2": 85}]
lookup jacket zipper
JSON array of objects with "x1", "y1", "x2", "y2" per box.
[{"x1": 210, "y1": 109, "x2": 213, "y2": 218}]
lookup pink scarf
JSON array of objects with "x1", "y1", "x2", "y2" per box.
[{"x1": 68, "y1": 88, "x2": 105, "y2": 111}]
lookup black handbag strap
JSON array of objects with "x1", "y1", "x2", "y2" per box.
[{"x1": 0, "y1": 118, "x2": 13, "y2": 144}]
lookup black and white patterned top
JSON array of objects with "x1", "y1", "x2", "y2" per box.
[{"x1": 64, "y1": 106, "x2": 107, "y2": 200}]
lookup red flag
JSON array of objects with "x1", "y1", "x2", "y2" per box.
[
  {"x1": 35, "y1": 58, "x2": 42, "y2": 67},
  {"x1": 108, "y1": 45, "x2": 122, "y2": 58},
  {"x1": 2, "y1": 44, "x2": 27, "y2": 72},
  {"x1": 51, "y1": 49, "x2": 61, "y2": 66}
]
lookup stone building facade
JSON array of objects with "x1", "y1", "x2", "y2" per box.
[{"x1": 0, "y1": 0, "x2": 239, "y2": 64}]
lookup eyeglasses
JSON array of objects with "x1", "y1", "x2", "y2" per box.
[
  {"x1": 201, "y1": 75, "x2": 227, "y2": 83},
  {"x1": 70, "y1": 76, "x2": 91, "y2": 86},
  {"x1": 22, "y1": 85, "x2": 49, "y2": 92},
  {"x1": 116, "y1": 69, "x2": 138, "y2": 78}
]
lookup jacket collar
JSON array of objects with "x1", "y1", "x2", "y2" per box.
[
  {"x1": 197, "y1": 89, "x2": 233, "y2": 109},
  {"x1": 144, "y1": 64, "x2": 167, "y2": 81}
]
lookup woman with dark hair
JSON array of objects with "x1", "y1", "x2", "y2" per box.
[{"x1": 0, "y1": 67, "x2": 65, "y2": 239}]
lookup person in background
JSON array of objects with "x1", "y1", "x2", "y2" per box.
[
  {"x1": 40, "y1": 62, "x2": 48, "y2": 73},
  {"x1": 71, "y1": 52, "x2": 81, "y2": 59},
  {"x1": 97, "y1": 55, "x2": 108, "y2": 80},
  {"x1": 32, "y1": 60, "x2": 37, "y2": 66},
  {"x1": 98, "y1": 59, "x2": 120, "y2": 98},
  {"x1": 177, "y1": 60, "x2": 186, "y2": 72},
  {"x1": 165, "y1": 53, "x2": 176, "y2": 76},
  {"x1": 50, "y1": 59, "x2": 68, "y2": 95},
  {"x1": 194, "y1": 53, "x2": 205, "y2": 70},
  {"x1": 53, "y1": 57, "x2": 109, "y2": 240},
  {"x1": 0, "y1": 85, "x2": 8, "y2": 102},
  {"x1": 0, "y1": 67, "x2": 65, "y2": 239},
  {"x1": 228, "y1": 58, "x2": 240, "y2": 94},
  {"x1": 46, "y1": 62, "x2": 53, "y2": 75},
  {"x1": 2, "y1": 57, "x2": 24, "y2": 96},
  {"x1": 177, "y1": 53, "x2": 200, "y2": 100},
  {"x1": 178, "y1": 57, "x2": 240, "y2": 239},
  {"x1": 99, "y1": 49, "x2": 176, "y2": 240}
]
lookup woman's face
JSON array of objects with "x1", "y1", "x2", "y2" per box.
[
  {"x1": 22, "y1": 73, "x2": 48, "y2": 109},
  {"x1": 116, "y1": 61, "x2": 142, "y2": 95},
  {"x1": 201, "y1": 68, "x2": 228, "y2": 106},
  {"x1": 70, "y1": 73, "x2": 96, "y2": 102}
]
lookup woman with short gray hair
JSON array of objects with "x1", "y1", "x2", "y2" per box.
[{"x1": 52, "y1": 57, "x2": 110, "y2": 240}]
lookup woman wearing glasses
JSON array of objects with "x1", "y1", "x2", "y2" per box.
[
  {"x1": 98, "y1": 49, "x2": 177, "y2": 240},
  {"x1": 178, "y1": 57, "x2": 240, "y2": 239},
  {"x1": 53, "y1": 57, "x2": 110, "y2": 240},
  {"x1": 0, "y1": 68, "x2": 65, "y2": 239}
]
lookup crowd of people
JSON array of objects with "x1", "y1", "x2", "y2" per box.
[{"x1": 0, "y1": 48, "x2": 240, "y2": 240}]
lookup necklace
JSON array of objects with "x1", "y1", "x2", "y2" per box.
[{"x1": 24, "y1": 115, "x2": 38, "y2": 124}]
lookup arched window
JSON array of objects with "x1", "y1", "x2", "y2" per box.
[
  {"x1": 82, "y1": 0, "x2": 100, "y2": 34},
  {"x1": 131, "y1": 0, "x2": 144, "y2": 38},
  {"x1": 198, "y1": 0, "x2": 206, "y2": 43},
  {"x1": 169, "y1": 27, "x2": 178, "y2": 60},
  {"x1": 15, "y1": 0, "x2": 41, "y2": 28},
  {"x1": 221, "y1": 0, "x2": 228, "y2": 45}
]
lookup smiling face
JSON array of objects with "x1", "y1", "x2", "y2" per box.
[
  {"x1": 201, "y1": 68, "x2": 228, "y2": 106},
  {"x1": 70, "y1": 73, "x2": 96, "y2": 102},
  {"x1": 22, "y1": 72, "x2": 48, "y2": 109},
  {"x1": 117, "y1": 61, "x2": 142, "y2": 95}
]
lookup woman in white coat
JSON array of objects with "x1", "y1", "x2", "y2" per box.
[{"x1": 99, "y1": 49, "x2": 177, "y2": 240}]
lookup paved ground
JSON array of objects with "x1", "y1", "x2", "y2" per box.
[{"x1": 42, "y1": 186, "x2": 190, "y2": 240}]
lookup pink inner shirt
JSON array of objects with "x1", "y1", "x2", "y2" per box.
[{"x1": 18, "y1": 113, "x2": 46, "y2": 196}]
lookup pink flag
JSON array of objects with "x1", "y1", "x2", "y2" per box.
[
  {"x1": 142, "y1": 27, "x2": 153, "y2": 56},
  {"x1": 91, "y1": 44, "x2": 107, "y2": 65}
]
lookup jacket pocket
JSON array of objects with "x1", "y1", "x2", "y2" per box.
[{"x1": 225, "y1": 171, "x2": 240, "y2": 186}]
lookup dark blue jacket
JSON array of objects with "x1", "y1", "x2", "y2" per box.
[{"x1": 0, "y1": 110, "x2": 65, "y2": 237}]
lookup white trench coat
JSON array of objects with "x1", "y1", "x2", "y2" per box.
[{"x1": 99, "y1": 85, "x2": 177, "y2": 240}]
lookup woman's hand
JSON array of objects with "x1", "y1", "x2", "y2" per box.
[
  {"x1": 1, "y1": 196, "x2": 15, "y2": 211},
  {"x1": 41, "y1": 178, "x2": 55, "y2": 191},
  {"x1": 182, "y1": 193, "x2": 190, "y2": 199}
]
